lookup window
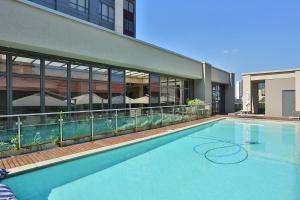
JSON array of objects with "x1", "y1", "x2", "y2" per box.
[
  {"x1": 12, "y1": 56, "x2": 41, "y2": 114},
  {"x1": 71, "y1": 64, "x2": 90, "y2": 111},
  {"x1": 0, "y1": 53, "x2": 6, "y2": 115},
  {"x1": 70, "y1": 0, "x2": 89, "y2": 13},
  {"x1": 123, "y1": 0, "x2": 134, "y2": 13},
  {"x1": 212, "y1": 83, "x2": 225, "y2": 114},
  {"x1": 99, "y1": 1, "x2": 115, "y2": 23},
  {"x1": 126, "y1": 70, "x2": 149, "y2": 107},
  {"x1": 111, "y1": 69, "x2": 125, "y2": 108},
  {"x1": 92, "y1": 67, "x2": 108, "y2": 110},
  {"x1": 45, "y1": 61, "x2": 68, "y2": 113},
  {"x1": 124, "y1": 19, "x2": 134, "y2": 32},
  {"x1": 150, "y1": 74, "x2": 160, "y2": 106}
]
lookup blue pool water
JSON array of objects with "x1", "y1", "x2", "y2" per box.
[{"x1": 2, "y1": 119, "x2": 300, "y2": 200}]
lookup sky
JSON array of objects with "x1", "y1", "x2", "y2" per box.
[{"x1": 136, "y1": 0, "x2": 300, "y2": 80}]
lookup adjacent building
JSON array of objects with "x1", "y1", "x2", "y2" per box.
[
  {"x1": 26, "y1": 0, "x2": 136, "y2": 37},
  {"x1": 0, "y1": 0, "x2": 235, "y2": 116},
  {"x1": 242, "y1": 68, "x2": 300, "y2": 117}
]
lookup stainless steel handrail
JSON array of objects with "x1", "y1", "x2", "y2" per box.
[{"x1": 0, "y1": 104, "x2": 211, "y2": 118}]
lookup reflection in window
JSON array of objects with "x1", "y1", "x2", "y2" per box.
[
  {"x1": 99, "y1": 1, "x2": 115, "y2": 23},
  {"x1": 71, "y1": 64, "x2": 90, "y2": 111},
  {"x1": 212, "y1": 83, "x2": 225, "y2": 114},
  {"x1": 160, "y1": 76, "x2": 168, "y2": 106},
  {"x1": 126, "y1": 70, "x2": 149, "y2": 108},
  {"x1": 45, "y1": 61, "x2": 68, "y2": 112},
  {"x1": 70, "y1": 0, "x2": 89, "y2": 13},
  {"x1": 123, "y1": 0, "x2": 134, "y2": 13},
  {"x1": 150, "y1": 74, "x2": 160, "y2": 106},
  {"x1": 12, "y1": 56, "x2": 41, "y2": 114},
  {"x1": 92, "y1": 67, "x2": 108, "y2": 110},
  {"x1": 0, "y1": 53, "x2": 6, "y2": 115},
  {"x1": 111, "y1": 69, "x2": 125, "y2": 108}
]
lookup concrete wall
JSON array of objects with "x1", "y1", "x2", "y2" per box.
[
  {"x1": 265, "y1": 78, "x2": 295, "y2": 117},
  {"x1": 242, "y1": 75, "x2": 251, "y2": 111},
  {"x1": 0, "y1": 0, "x2": 203, "y2": 79},
  {"x1": 115, "y1": 0, "x2": 123, "y2": 34},
  {"x1": 211, "y1": 67, "x2": 231, "y2": 84},
  {"x1": 194, "y1": 63, "x2": 212, "y2": 104},
  {"x1": 296, "y1": 71, "x2": 300, "y2": 112}
]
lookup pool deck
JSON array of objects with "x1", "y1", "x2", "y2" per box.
[{"x1": 0, "y1": 115, "x2": 226, "y2": 175}]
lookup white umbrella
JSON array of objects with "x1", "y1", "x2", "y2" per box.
[
  {"x1": 72, "y1": 93, "x2": 108, "y2": 105},
  {"x1": 13, "y1": 93, "x2": 67, "y2": 107},
  {"x1": 134, "y1": 96, "x2": 149, "y2": 104}
]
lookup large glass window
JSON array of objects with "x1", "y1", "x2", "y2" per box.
[
  {"x1": 71, "y1": 64, "x2": 90, "y2": 111},
  {"x1": 212, "y1": 83, "x2": 225, "y2": 114},
  {"x1": 0, "y1": 53, "x2": 6, "y2": 115},
  {"x1": 12, "y1": 56, "x2": 41, "y2": 114},
  {"x1": 150, "y1": 74, "x2": 160, "y2": 106},
  {"x1": 168, "y1": 78, "x2": 176, "y2": 105},
  {"x1": 45, "y1": 61, "x2": 68, "y2": 112},
  {"x1": 160, "y1": 76, "x2": 168, "y2": 106},
  {"x1": 183, "y1": 80, "x2": 190, "y2": 104},
  {"x1": 70, "y1": 0, "x2": 89, "y2": 13},
  {"x1": 126, "y1": 70, "x2": 149, "y2": 107},
  {"x1": 99, "y1": 1, "x2": 115, "y2": 23},
  {"x1": 111, "y1": 69, "x2": 125, "y2": 108},
  {"x1": 92, "y1": 67, "x2": 108, "y2": 110}
]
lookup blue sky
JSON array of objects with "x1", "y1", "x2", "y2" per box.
[{"x1": 136, "y1": 0, "x2": 300, "y2": 80}]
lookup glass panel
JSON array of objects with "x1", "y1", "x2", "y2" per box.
[
  {"x1": 92, "y1": 67, "x2": 108, "y2": 110},
  {"x1": 0, "y1": 54, "x2": 6, "y2": 115},
  {"x1": 93, "y1": 110, "x2": 115, "y2": 137},
  {"x1": 102, "y1": 3, "x2": 108, "y2": 17},
  {"x1": 160, "y1": 76, "x2": 168, "y2": 105},
  {"x1": 168, "y1": 78, "x2": 176, "y2": 105},
  {"x1": 12, "y1": 56, "x2": 41, "y2": 114},
  {"x1": 71, "y1": 64, "x2": 90, "y2": 111},
  {"x1": 126, "y1": 70, "x2": 149, "y2": 108},
  {"x1": 109, "y1": 6, "x2": 115, "y2": 23},
  {"x1": 45, "y1": 61, "x2": 68, "y2": 113},
  {"x1": 150, "y1": 74, "x2": 160, "y2": 106},
  {"x1": 111, "y1": 69, "x2": 125, "y2": 108},
  {"x1": 129, "y1": 2, "x2": 134, "y2": 13},
  {"x1": 20, "y1": 115, "x2": 60, "y2": 147}
]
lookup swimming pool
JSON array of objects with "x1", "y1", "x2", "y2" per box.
[{"x1": 2, "y1": 118, "x2": 300, "y2": 200}]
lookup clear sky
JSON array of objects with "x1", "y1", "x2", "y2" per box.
[{"x1": 136, "y1": 0, "x2": 300, "y2": 80}]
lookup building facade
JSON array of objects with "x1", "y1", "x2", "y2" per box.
[
  {"x1": 0, "y1": 0, "x2": 235, "y2": 115},
  {"x1": 242, "y1": 69, "x2": 300, "y2": 117},
  {"x1": 26, "y1": 0, "x2": 136, "y2": 37}
]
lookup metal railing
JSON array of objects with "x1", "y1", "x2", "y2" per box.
[{"x1": 0, "y1": 105, "x2": 211, "y2": 157}]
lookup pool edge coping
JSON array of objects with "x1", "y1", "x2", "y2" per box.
[{"x1": 7, "y1": 117, "x2": 227, "y2": 175}]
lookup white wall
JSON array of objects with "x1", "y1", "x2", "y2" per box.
[
  {"x1": 114, "y1": 0, "x2": 123, "y2": 35},
  {"x1": 0, "y1": 0, "x2": 203, "y2": 79}
]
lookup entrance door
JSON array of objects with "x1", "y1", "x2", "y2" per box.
[{"x1": 282, "y1": 90, "x2": 295, "y2": 117}]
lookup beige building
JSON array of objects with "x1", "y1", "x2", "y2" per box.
[{"x1": 242, "y1": 68, "x2": 300, "y2": 117}]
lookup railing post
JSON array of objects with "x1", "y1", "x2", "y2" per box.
[
  {"x1": 161, "y1": 107, "x2": 163, "y2": 127},
  {"x1": 17, "y1": 116, "x2": 22, "y2": 150},
  {"x1": 115, "y1": 110, "x2": 118, "y2": 136},
  {"x1": 173, "y1": 106, "x2": 175, "y2": 123},
  {"x1": 150, "y1": 108, "x2": 153, "y2": 128},
  {"x1": 90, "y1": 113, "x2": 94, "y2": 140},
  {"x1": 59, "y1": 113, "x2": 63, "y2": 147},
  {"x1": 135, "y1": 109, "x2": 138, "y2": 131}
]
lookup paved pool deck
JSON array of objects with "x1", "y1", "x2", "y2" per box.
[{"x1": 0, "y1": 115, "x2": 225, "y2": 175}]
